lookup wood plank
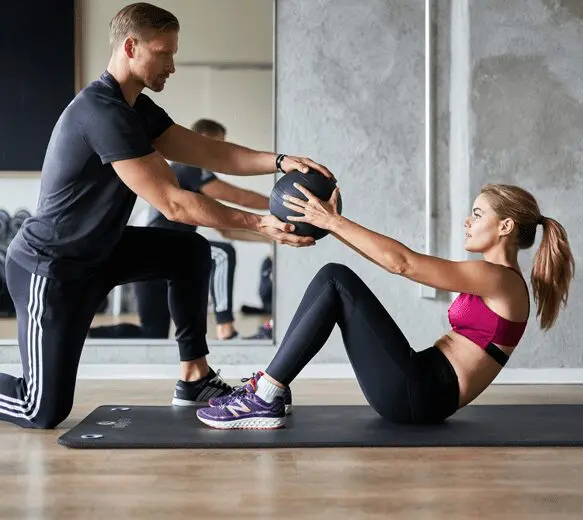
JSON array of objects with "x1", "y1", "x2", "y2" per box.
[{"x1": 1, "y1": 381, "x2": 583, "y2": 519}]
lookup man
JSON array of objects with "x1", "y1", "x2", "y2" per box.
[
  {"x1": 89, "y1": 118, "x2": 271, "y2": 342},
  {"x1": 0, "y1": 2, "x2": 332, "y2": 429}
]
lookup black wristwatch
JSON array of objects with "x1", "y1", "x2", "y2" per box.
[{"x1": 275, "y1": 154, "x2": 287, "y2": 173}]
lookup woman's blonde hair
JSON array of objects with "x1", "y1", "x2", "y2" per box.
[{"x1": 481, "y1": 184, "x2": 575, "y2": 330}]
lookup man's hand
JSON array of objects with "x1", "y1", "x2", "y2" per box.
[
  {"x1": 280, "y1": 155, "x2": 336, "y2": 181},
  {"x1": 258, "y1": 214, "x2": 315, "y2": 247}
]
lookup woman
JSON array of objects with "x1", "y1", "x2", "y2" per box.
[{"x1": 196, "y1": 183, "x2": 575, "y2": 429}]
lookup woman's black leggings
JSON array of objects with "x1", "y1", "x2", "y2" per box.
[{"x1": 267, "y1": 263, "x2": 460, "y2": 424}]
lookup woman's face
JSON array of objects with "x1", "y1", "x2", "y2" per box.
[{"x1": 464, "y1": 194, "x2": 504, "y2": 253}]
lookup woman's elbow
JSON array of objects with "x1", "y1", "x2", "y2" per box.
[{"x1": 383, "y1": 253, "x2": 410, "y2": 275}]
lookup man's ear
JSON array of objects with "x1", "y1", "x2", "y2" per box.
[
  {"x1": 499, "y1": 217, "x2": 515, "y2": 237},
  {"x1": 123, "y1": 37, "x2": 137, "y2": 58}
]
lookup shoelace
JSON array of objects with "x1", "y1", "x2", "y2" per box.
[
  {"x1": 218, "y1": 372, "x2": 260, "y2": 403},
  {"x1": 209, "y1": 369, "x2": 232, "y2": 391},
  {"x1": 219, "y1": 387, "x2": 259, "y2": 409},
  {"x1": 240, "y1": 373, "x2": 259, "y2": 385}
]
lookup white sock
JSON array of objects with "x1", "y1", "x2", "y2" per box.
[{"x1": 255, "y1": 376, "x2": 285, "y2": 403}]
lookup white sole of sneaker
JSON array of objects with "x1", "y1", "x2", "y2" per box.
[{"x1": 196, "y1": 414, "x2": 286, "y2": 430}]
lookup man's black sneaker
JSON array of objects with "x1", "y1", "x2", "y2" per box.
[{"x1": 171, "y1": 368, "x2": 233, "y2": 407}]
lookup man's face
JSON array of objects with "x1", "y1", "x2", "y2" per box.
[{"x1": 128, "y1": 30, "x2": 178, "y2": 92}]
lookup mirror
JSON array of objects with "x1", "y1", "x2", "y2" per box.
[{"x1": 0, "y1": 0, "x2": 275, "y2": 345}]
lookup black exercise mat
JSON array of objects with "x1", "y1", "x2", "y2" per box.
[{"x1": 57, "y1": 404, "x2": 583, "y2": 449}]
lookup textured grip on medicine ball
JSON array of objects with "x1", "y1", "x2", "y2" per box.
[{"x1": 269, "y1": 169, "x2": 342, "y2": 240}]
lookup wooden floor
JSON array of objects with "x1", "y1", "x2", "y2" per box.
[{"x1": 2, "y1": 381, "x2": 583, "y2": 519}]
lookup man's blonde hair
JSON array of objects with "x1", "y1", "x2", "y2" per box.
[{"x1": 109, "y1": 2, "x2": 179, "y2": 47}]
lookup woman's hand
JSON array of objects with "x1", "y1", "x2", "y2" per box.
[{"x1": 283, "y1": 183, "x2": 342, "y2": 231}]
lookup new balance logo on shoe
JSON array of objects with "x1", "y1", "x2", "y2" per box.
[{"x1": 226, "y1": 400, "x2": 251, "y2": 417}]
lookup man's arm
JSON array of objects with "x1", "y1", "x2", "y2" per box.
[
  {"x1": 200, "y1": 179, "x2": 269, "y2": 210},
  {"x1": 217, "y1": 229, "x2": 271, "y2": 242},
  {"x1": 111, "y1": 151, "x2": 314, "y2": 247},
  {"x1": 153, "y1": 124, "x2": 334, "y2": 179}
]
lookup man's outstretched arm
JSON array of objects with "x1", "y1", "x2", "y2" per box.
[
  {"x1": 153, "y1": 124, "x2": 335, "y2": 179},
  {"x1": 111, "y1": 151, "x2": 314, "y2": 247}
]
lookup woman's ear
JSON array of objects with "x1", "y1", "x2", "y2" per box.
[{"x1": 499, "y1": 218, "x2": 515, "y2": 237}]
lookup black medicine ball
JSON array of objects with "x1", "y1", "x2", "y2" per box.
[{"x1": 269, "y1": 169, "x2": 342, "y2": 240}]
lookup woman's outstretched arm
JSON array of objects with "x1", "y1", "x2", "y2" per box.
[{"x1": 284, "y1": 184, "x2": 508, "y2": 298}]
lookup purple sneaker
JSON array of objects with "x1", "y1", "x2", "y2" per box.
[
  {"x1": 196, "y1": 383, "x2": 286, "y2": 430},
  {"x1": 207, "y1": 370, "x2": 293, "y2": 415}
]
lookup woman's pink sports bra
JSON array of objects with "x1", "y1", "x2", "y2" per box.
[{"x1": 447, "y1": 266, "x2": 529, "y2": 366}]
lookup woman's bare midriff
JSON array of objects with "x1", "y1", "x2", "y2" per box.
[{"x1": 434, "y1": 331, "x2": 515, "y2": 408}]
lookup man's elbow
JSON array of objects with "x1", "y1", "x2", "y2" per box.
[
  {"x1": 161, "y1": 203, "x2": 180, "y2": 223},
  {"x1": 160, "y1": 197, "x2": 188, "y2": 224}
]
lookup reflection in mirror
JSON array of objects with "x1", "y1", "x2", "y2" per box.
[
  {"x1": 0, "y1": 0, "x2": 275, "y2": 344},
  {"x1": 89, "y1": 0, "x2": 275, "y2": 343}
]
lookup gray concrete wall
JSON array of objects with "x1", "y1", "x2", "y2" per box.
[
  {"x1": 275, "y1": 0, "x2": 453, "y2": 363},
  {"x1": 469, "y1": 0, "x2": 583, "y2": 366},
  {"x1": 275, "y1": 0, "x2": 582, "y2": 368},
  {"x1": 5, "y1": 0, "x2": 579, "y2": 371}
]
